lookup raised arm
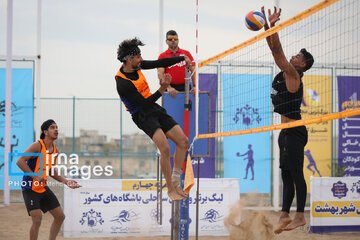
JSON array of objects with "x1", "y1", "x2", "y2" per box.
[
  {"x1": 262, "y1": 6, "x2": 301, "y2": 93},
  {"x1": 262, "y1": 6, "x2": 273, "y2": 50},
  {"x1": 142, "y1": 56, "x2": 191, "y2": 70}
]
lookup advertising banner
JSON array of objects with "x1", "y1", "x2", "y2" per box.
[
  {"x1": 338, "y1": 76, "x2": 360, "y2": 176},
  {"x1": 0, "y1": 68, "x2": 34, "y2": 190},
  {"x1": 310, "y1": 177, "x2": 360, "y2": 233},
  {"x1": 222, "y1": 74, "x2": 272, "y2": 193},
  {"x1": 64, "y1": 178, "x2": 239, "y2": 238},
  {"x1": 301, "y1": 75, "x2": 332, "y2": 190}
]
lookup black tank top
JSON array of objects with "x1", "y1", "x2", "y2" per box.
[{"x1": 271, "y1": 71, "x2": 303, "y2": 120}]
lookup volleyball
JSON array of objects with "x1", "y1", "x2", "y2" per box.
[{"x1": 245, "y1": 11, "x2": 266, "y2": 31}]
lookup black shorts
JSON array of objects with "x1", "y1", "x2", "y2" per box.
[
  {"x1": 132, "y1": 107, "x2": 178, "y2": 139},
  {"x1": 278, "y1": 126, "x2": 308, "y2": 170},
  {"x1": 22, "y1": 188, "x2": 60, "y2": 215}
]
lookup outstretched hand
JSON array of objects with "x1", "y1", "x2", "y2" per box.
[
  {"x1": 261, "y1": 6, "x2": 269, "y2": 29},
  {"x1": 66, "y1": 180, "x2": 81, "y2": 189},
  {"x1": 267, "y1": 6, "x2": 282, "y2": 27}
]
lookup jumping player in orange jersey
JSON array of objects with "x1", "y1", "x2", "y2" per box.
[
  {"x1": 115, "y1": 37, "x2": 192, "y2": 201},
  {"x1": 17, "y1": 119, "x2": 81, "y2": 240},
  {"x1": 262, "y1": 6, "x2": 314, "y2": 234}
]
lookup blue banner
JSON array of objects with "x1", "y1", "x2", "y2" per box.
[
  {"x1": 163, "y1": 93, "x2": 212, "y2": 178},
  {"x1": 0, "y1": 68, "x2": 34, "y2": 190},
  {"x1": 223, "y1": 74, "x2": 271, "y2": 193},
  {"x1": 337, "y1": 76, "x2": 360, "y2": 176}
]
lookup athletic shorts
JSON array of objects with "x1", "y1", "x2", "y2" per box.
[
  {"x1": 132, "y1": 107, "x2": 178, "y2": 139},
  {"x1": 278, "y1": 126, "x2": 308, "y2": 170},
  {"x1": 22, "y1": 188, "x2": 60, "y2": 215}
]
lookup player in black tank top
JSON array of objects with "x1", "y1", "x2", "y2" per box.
[{"x1": 262, "y1": 6, "x2": 314, "y2": 234}]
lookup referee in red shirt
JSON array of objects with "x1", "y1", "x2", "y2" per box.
[{"x1": 158, "y1": 30, "x2": 196, "y2": 98}]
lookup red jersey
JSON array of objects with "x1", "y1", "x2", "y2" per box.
[{"x1": 158, "y1": 47, "x2": 195, "y2": 85}]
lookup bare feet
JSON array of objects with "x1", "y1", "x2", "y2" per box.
[
  {"x1": 283, "y1": 212, "x2": 306, "y2": 231},
  {"x1": 175, "y1": 185, "x2": 187, "y2": 198},
  {"x1": 274, "y1": 212, "x2": 292, "y2": 234},
  {"x1": 167, "y1": 189, "x2": 186, "y2": 201}
]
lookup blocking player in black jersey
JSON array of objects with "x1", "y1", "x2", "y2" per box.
[{"x1": 262, "y1": 6, "x2": 314, "y2": 234}]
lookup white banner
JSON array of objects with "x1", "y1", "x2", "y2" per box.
[
  {"x1": 64, "y1": 178, "x2": 239, "y2": 238},
  {"x1": 310, "y1": 176, "x2": 360, "y2": 233}
]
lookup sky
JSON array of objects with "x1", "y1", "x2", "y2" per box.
[
  {"x1": 0, "y1": 0, "x2": 325, "y2": 137},
  {"x1": 0, "y1": 0, "x2": 323, "y2": 99}
]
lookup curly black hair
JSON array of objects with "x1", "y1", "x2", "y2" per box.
[{"x1": 117, "y1": 37, "x2": 145, "y2": 62}]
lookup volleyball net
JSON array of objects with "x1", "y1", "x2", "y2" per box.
[{"x1": 196, "y1": 0, "x2": 360, "y2": 140}]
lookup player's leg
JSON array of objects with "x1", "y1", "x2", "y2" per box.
[
  {"x1": 165, "y1": 125, "x2": 188, "y2": 197},
  {"x1": 283, "y1": 127, "x2": 307, "y2": 231},
  {"x1": 29, "y1": 209, "x2": 42, "y2": 240},
  {"x1": 275, "y1": 130, "x2": 293, "y2": 234},
  {"x1": 274, "y1": 169, "x2": 294, "y2": 234},
  {"x1": 152, "y1": 128, "x2": 185, "y2": 201},
  {"x1": 38, "y1": 188, "x2": 63, "y2": 240},
  {"x1": 132, "y1": 109, "x2": 185, "y2": 201},
  {"x1": 158, "y1": 109, "x2": 188, "y2": 197},
  {"x1": 284, "y1": 167, "x2": 307, "y2": 231},
  {"x1": 48, "y1": 206, "x2": 65, "y2": 240},
  {"x1": 23, "y1": 189, "x2": 43, "y2": 240}
]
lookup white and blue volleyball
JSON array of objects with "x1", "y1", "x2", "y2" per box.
[{"x1": 245, "y1": 11, "x2": 266, "y2": 31}]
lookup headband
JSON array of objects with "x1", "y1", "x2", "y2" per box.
[{"x1": 121, "y1": 46, "x2": 141, "y2": 62}]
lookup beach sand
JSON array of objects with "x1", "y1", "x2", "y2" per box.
[{"x1": 1, "y1": 203, "x2": 359, "y2": 240}]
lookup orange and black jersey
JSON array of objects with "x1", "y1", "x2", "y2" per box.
[
  {"x1": 115, "y1": 57, "x2": 185, "y2": 115},
  {"x1": 22, "y1": 139, "x2": 57, "y2": 193}
]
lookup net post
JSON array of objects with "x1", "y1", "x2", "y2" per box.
[
  {"x1": 171, "y1": 201, "x2": 180, "y2": 240},
  {"x1": 178, "y1": 67, "x2": 191, "y2": 239},
  {"x1": 156, "y1": 153, "x2": 162, "y2": 225}
]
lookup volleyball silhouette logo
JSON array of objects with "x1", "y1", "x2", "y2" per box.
[{"x1": 245, "y1": 11, "x2": 266, "y2": 31}]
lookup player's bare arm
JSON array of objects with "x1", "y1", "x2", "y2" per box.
[{"x1": 263, "y1": 6, "x2": 300, "y2": 93}]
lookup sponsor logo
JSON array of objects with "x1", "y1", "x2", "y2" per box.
[
  {"x1": 331, "y1": 181, "x2": 348, "y2": 199},
  {"x1": 233, "y1": 104, "x2": 262, "y2": 126}
]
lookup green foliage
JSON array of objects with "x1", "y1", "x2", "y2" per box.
[{"x1": 328, "y1": 161, "x2": 348, "y2": 177}]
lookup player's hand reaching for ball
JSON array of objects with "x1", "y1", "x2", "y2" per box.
[{"x1": 267, "y1": 6, "x2": 281, "y2": 27}]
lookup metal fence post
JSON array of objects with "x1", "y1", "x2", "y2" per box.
[{"x1": 72, "y1": 96, "x2": 75, "y2": 153}]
